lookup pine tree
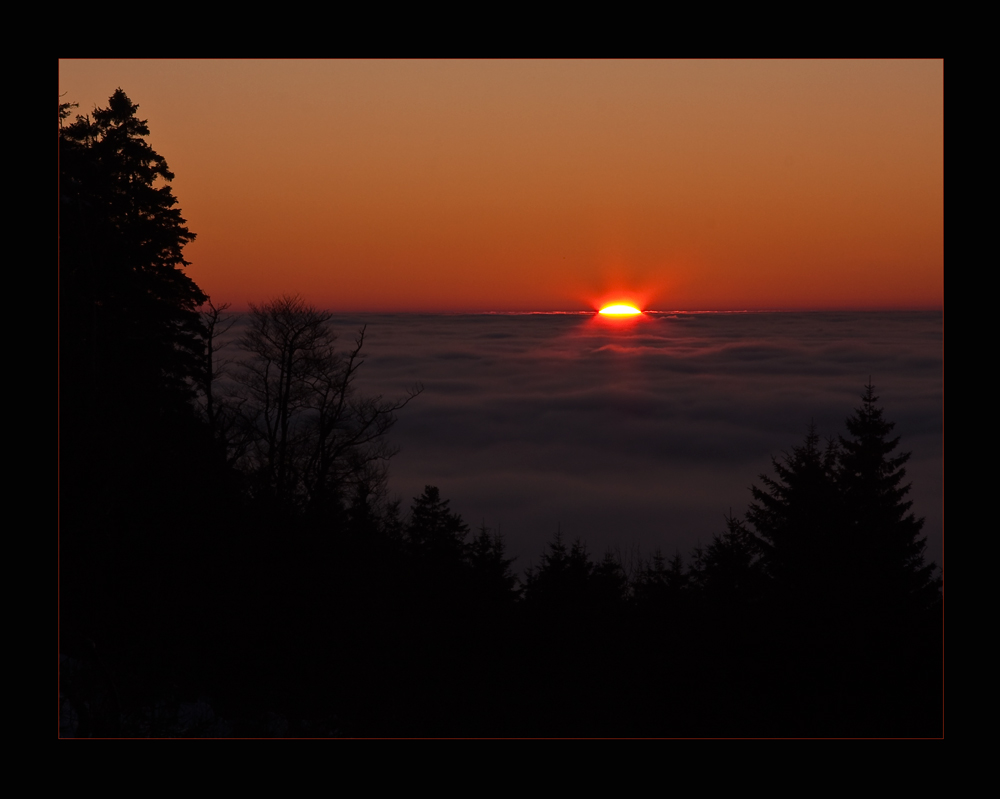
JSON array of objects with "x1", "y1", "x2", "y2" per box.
[
  {"x1": 592, "y1": 549, "x2": 629, "y2": 608},
  {"x1": 697, "y1": 386, "x2": 941, "y2": 734},
  {"x1": 468, "y1": 523, "x2": 519, "y2": 604},
  {"x1": 743, "y1": 424, "x2": 843, "y2": 603},
  {"x1": 60, "y1": 88, "x2": 207, "y2": 417},
  {"x1": 829, "y1": 384, "x2": 942, "y2": 734},
  {"x1": 633, "y1": 549, "x2": 689, "y2": 611},
  {"x1": 407, "y1": 486, "x2": 470, "y2": 563},
  {"x1": 837, "y1": 383, "x2": 941, "y2": 615},
  {"x1": 690, "y1": 516, "x2": 767, "y2": 604},
  {"x1": 523, "y1": 531, "x2": 595, "y2": 609},
  {"x1": 60, "y1": 89, "x2": 217, "y2": 533},
  {"x1": 59, "y1": 92, "x2": 232, "y2": 701}
]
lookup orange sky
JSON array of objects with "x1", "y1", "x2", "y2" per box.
[{"x1": 59, "y1": 60, "x2": 943, "y2": 311}]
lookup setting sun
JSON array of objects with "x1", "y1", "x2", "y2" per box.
[{"x1": 599, "y1": 305, "x2": 642, "y2": 315}]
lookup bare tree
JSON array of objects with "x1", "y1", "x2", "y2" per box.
[
  {"x1": 199, "y1": 297, "x2": 239, "y2": 436},
  {"x1": 231, "y1": 295, "x2": 420, "y2": 513}
]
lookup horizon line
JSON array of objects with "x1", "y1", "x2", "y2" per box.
[{"x1": 216, "y1": 306, "x2": 944, "y2": 316}]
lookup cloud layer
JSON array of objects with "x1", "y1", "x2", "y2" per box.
[{"x1": 224, "y1": 311, "x2": 943, "y2": 573}]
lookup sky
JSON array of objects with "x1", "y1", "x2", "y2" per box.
[{"x1": 58, "y1": 59, "x2": 943, "y2": 312}]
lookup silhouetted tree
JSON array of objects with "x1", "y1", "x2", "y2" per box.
[
  {"x1": 60, "y1": 92, "x2": 239, "y2": 713},
  {"x1": 523, "y1": 531, "x2": 595, "y2": 610},
  {"x1": 743, "y1": 424, "x2": 843, "y2": 604},
  {"x1": 634, "y1": 549, "x2": 688, "y2": 611},
  {"x1": 837, "y1": 383, "x2": 941, "y2": 615},
  {"x1": 737, "y1": 390, "x2": 941, "y2": 619},
  {"x1": 689, "y1": 516, "x2": 766, "y2": 607},
  {"x1": 59, "y1": 88, "x2": 214, "y2": 545},
  {"x1": 60, "y1": 89, "x2": 206, "y2": 417},
  {"x1": 829, "y1": 386, "x2": 941, "y2": 735},
  {"x1": 592, "y1": 549, "x2": 630, "y2": 608},
  {"x1": 407, "y1": 485, "x2": 470, "y2": 562},
  {"x1": 724, "y1": 388, "x2": 942, "y2": 735},
  {"x1": 199, "y1": 298, "x2": 238, "y2": 440},
  {"x1": 468, "y1": 523, "x2": 519, "y2": 605},
  {"x1": 833, "y1": 387, "x2": 942, "y2": 735},
  {"x1": 231, "y1": 295, "x2": 420, "y2": 513}
]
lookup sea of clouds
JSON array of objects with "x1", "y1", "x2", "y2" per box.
[
  {"x1": 218, "y1": 310, "x2": 943, "y2": 575},
  {"x1": 326, "y1": 310, "x2": 942, "y2": 574}
]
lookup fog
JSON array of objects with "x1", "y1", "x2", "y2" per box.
[{"x1": 221, "y1": 310, "x2": 943, "y2": 574}]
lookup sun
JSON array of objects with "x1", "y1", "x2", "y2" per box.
[{"x1": 599, "y1": 304, "x2": 642, "y2": 315}]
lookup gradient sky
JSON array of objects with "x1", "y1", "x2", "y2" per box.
[{"x1": 59, "y1": 60, "x2": 943, "y2": 312}]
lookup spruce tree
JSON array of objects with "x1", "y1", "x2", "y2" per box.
[
  {"x1": 468, "y1": 524, "x2": 519, "y2": 605},
  {"x1": 831, "y1": 383, "x2": 942, "y2": 734},
  {"x1": 837, "y1": 383, "x2": 941, "y2": 615},
  {"x1": 60, "y1": 89, "x2": 207, "y2": 416},
  {"x1": 691, "y1": 516, "x2": 767, "y2": 605},
  {"x1": 523, "y1": 531, "x2": 594, "y2": 610},
  {"x1": 59, "y1": 92, "x2": 229, "y2": 705},
  {"x1": 407, "y1": 486, "x2": 470, "y2": 563},
  {"x1": 743, "y1": 424, "x2": 843, "y2": 605}
]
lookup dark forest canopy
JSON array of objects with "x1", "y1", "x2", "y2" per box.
[{"x1": 59, "y1": 92, "x2": 941, "y2": 738}]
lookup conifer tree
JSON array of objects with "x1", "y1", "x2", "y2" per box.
[
  {"x1": 634, "y1": 550, "x2": 688, "y2": 610},
  {"x1": 524, "y1": 533, "x2": 591, "y2": 599},
  {"x1": 468, "y1": 524, "x2": 519, "y2": 603},
  {"x1": 592, "y1": 550, "x2": 630, "y2": 608},
  {"x1": 837, "y1": 383, "x2": 941, "y2": 614},
  {"x1": 59, "y1": 89, "x2": 217, "y2": 540},
  {"x1": 689, "y1": 516, "x2": 767, "y2": 606},
  {"x1": 60, "y1": 89, "x2": 207, "y2": 415},
  {"x1": 743, "y1": 424, "x2": 843, "y2": 603},
  {"x1": 59, "y1": 92, "x2": 228, "y2": 701},
  {"x1": 407, "y1": 486, "x2": 470, "y2": 562}
]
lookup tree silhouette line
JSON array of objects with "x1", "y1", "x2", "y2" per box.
[{"x1": 59, "y1": 91, "x2": 942, "y2": 737}]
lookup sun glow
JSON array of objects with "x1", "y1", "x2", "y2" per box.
[{"x1": 599, "y1": 304, "x2": 642, "y2": 315}]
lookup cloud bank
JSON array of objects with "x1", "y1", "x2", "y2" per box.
[{"x1": 224, "y1": 311, "x2": 943, "y2": 573}]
